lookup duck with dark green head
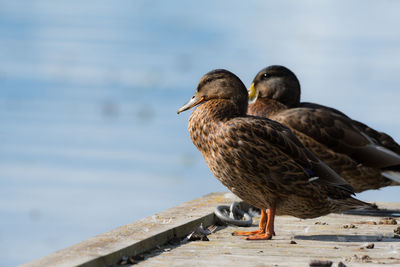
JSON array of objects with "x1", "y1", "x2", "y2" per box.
[
  {"x1": 248, "y1": 65, "x2": 400, "y2": 193},
  {"x1": 178, "y1": 69, "x2": 372, "y2": 240}
]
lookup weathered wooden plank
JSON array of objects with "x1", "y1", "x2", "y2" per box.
[
  {"x1": 22, "y1": 193, "x2": 400, "y2": 267},
  {"x1": 21, "y1": 192, "x2": 239, "y2": 267},
  {"x1": 137, "y1": 202, "x2": 400, "y2": 267}
]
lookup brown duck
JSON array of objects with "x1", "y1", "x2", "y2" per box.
[
  {"x1": 178, "y1": 69, "x2": 372, "y2": 240},
  {"x1": 248, "y1": 65, "x2": 400, "y2": 193}
]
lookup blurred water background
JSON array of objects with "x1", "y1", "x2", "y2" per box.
[{"x1": 1, "y1": 0, "x2": 400, "y2": 266}]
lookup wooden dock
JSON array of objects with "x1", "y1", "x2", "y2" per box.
[{"x1": 23, "y1": 192, "x2": 400, "y2": 267}]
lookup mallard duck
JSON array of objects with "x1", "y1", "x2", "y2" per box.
[
  {"x1": 248, "y1": 65, "x2": 400, "y2": 193},
  {"x1": 178, "y1": 69, "x2": 372, "y2": 240}
]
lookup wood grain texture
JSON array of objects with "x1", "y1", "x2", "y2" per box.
[{"x1": 140, "y1": 201, "x2": 400, "y2": 267}]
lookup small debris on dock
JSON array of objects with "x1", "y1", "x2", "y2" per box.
[
  {"x1": 185, "y1": 224, "x2": 216, "y2": 242},
  {"x1": 378, "y1": 217, "x2": 397, "y2": 225},
  {"x1": 290, "y1": 240, "x2": 297, "y2": 244},
  {"x1": 343, "y1": 224, "x2": 357, "y2": 229},
  {"x1": 186, "y1": 231, "x2": 209, "y2": 241},
  {"x1": 345, "y1": 254, "x2": 372, "y2": 263},
  {"x1": 309, "y1": 259, "x2": 332, "y2": 267},
  {"x1": 361, "y1": 255, "x2": 372, "y2": 262},
  {"x1": 314, "y1": 221, "x2": 327, "y2": 225},
  {"x1": 358, "y1": 243, "x2": 374, "y2": 250},
  {"x1": 365, "y1": 243, "x2": 374, "y2": 249},
  {"x1": 394, "y1": 226, "x2": 400, "y2": 236}
]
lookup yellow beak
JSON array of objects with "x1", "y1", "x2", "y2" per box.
[{"x1": 248, "y1": 83, "x2": 259, "y2": 104}]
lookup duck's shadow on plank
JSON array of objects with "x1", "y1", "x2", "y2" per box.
[
  {"x1": 339, "y1": 208, "x2": 400, "y2": 217},
  {"x1": 295, "y1": 234, "x2": 400, "y2": 242}
]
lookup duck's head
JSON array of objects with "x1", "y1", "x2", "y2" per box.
[
  {"x1": 248, "y1": 65, "x2": 301, "y2": 107},
  {"x1": 177, "y1": 69, "x2": 248, "y2": 114}
]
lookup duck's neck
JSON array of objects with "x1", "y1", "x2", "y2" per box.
[
  {"x1": 247, "y1": 98, "x2": 288, "y2": 117},
  {"x1": 188, "y1": 99, "x2": 246, "y2": 151}
]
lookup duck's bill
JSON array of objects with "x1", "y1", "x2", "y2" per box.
[
  {"x1": 248, "y1": 83, "x2": 259, "y2": 104},
  {"x1": 177, "y1": 95, "x2": 205, "y2": 114}
]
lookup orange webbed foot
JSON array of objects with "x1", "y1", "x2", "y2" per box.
[
  {"x1": 232, "y1": 229, "x2": 265, "y2": 236},
  {"x1": 232, "y1": 209, "x2": 268, "y2": 237},
  {"x1": 245, "y1": 232, "x2": 273, "y2": 240},
  {"x1": 244, "y1": 206, "x2": 276, "y2": 241}
]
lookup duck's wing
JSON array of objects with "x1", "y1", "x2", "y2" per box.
[
  {"x1": 300, "y1": 102, "x2": 400, "y2": 154},
  {"x1": 300, "y1": 102, "x2": 349, "y2": 118},
  {"x1": 273, "y1": 107, "x2": 400, "y2": 169},
  {"x1": 224, "y1": 116, "x2": 354, "y2": 196},
  {"x1": 351, "y1": 120, "x2": 400, "y2": 155}
]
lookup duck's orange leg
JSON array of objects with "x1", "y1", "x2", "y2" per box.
[
  {"x1": 246, "y1": 205, "x2": 276, "y2": 240},
  {"x1": 232, "y1": 209, "x2": 267, "y2": 236}
]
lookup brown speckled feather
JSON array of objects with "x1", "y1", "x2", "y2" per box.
[
  {"x1": 179, "y1": 69, "x2": 371, "y2": 220},
  {"x1": 273, "y1": 108, "x2": 370, "y2": 156},
  {"x1": 300, "y1": 102, "x2": 400, "y2": 154},
  {"x1": 248, "y1": 65, "x2": 400, "y2": 192}
]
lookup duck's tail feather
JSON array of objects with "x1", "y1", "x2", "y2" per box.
[
  {"x1": 381, "y1": 170, "x2": 400, "y2": 185},
  {"x1": 333, "y1": 197, "x2": 375, "y2": 212},
  {"x1": 348, "y1": 197, "x2": 375, "y2": 209}
]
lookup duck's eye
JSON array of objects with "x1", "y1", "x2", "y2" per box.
[{"x1": 262, "y1": 73, "x2": 271, "y2": 79}]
